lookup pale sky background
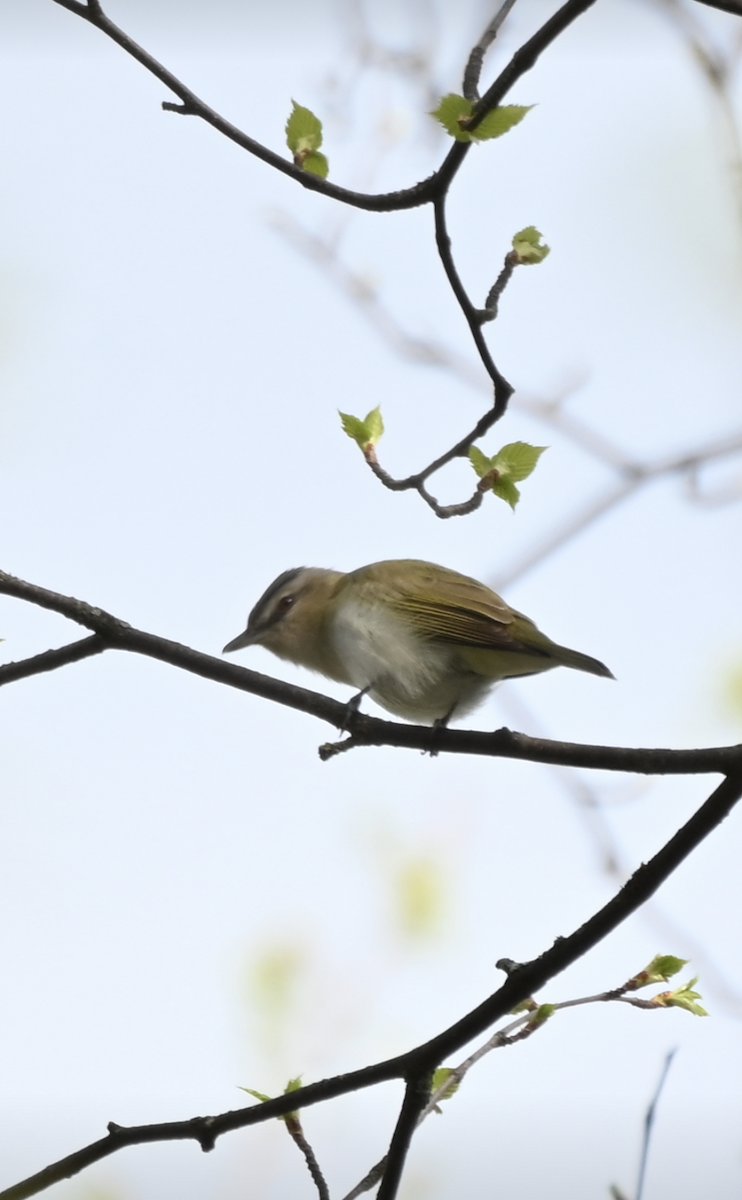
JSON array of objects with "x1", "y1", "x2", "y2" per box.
[{"x1": 1, "y1": 2, "x2": 742, "y2": 1199}]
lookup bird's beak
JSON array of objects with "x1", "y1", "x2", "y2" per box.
[{"x1": 222, "y1": 628, "x2": 255, "y2": 654}]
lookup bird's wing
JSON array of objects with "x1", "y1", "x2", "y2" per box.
[
  {"x1": 352, "y1": 562, "x2": 545, "y2": 653},
  {"x1": 393, "y1": 595, "x2": 539, "y2": 650}
]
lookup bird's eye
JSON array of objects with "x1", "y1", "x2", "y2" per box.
[{"x1": 278, "y1": 595, "x2": 295, "y2": 612}]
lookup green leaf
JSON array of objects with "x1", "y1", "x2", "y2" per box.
[
  {"x1": 492, "y1": 441, "x2": 547, "y2": 483},
  {"x1": 431, "y1": 1067, "x2": 459, "y2": 1101},
  {"x1": 339, "y1": 405, "x2": 384, "y2": 451},
  {"x1": 629, "y1": 955, "x2": 690, "y2": 989},
  {"x1": 430, "y1": 93, "x2": 475, "y2": 141},
  {"x1": 655, "y1": 977, "x2": 708, "y2": 1017},
  {"x1": 430, "y1": 1066, "x2": 460, "y2": 1112},
  {"x1": 285, "y1": 101, "x2": 323, "y2": 154},
  {"x1": 469, "y1": 441, "x2": 547, "y2": 510},
  {"x1": 431, "y1": 95, "x2": 532, "y2": 143},
  {"x1": 240, "y1": 1087, "x2": 272, "y2": 1104},
  {"x1": 474, "y1": 104, "x2": 533, "y2": 142},
  {"x1": 468, "y1": 444, "x2": 492, "y2": 477},
  {"x1": 492, "y1": 476, "x2": 522, "y2": 510},
  {"x1": 285, "y1": 102, "x2": 329, "y2": 175},
  {"x1": 301, "y1": 150, "x2": 329, "y2": 178},
  {"x1": 512, "y1": 225, "x2": 550, "y2": 264},
  {"x1": 531, "y1": 1002, "x2": 555, "y2": 1026},
  {"x1": 237, "y1": 1079, "x2": 304, "y2": 1121}
]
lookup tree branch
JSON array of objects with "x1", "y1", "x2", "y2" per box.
[
  {"x1": 1, "y1": 569, "x2": 741, "y2": 774},
  {"x1": 0, "y1": 635, "x2": 106, "y2": 686},
  {"x1": 376, "y1": 1074, "x2": 432, "y2": 1200},
  {"x1": 3, "y1": 768, "x2": 740, "y2": 1200},
  {"x1": 693, "y1": 0, "x2": 742, "y2": 15},
  {"x1": 462, "y1": 1, "x2": 520, "y2": 102},
  {"x1": 49, "y1": 0, "x2": 604, "y2": 216}
]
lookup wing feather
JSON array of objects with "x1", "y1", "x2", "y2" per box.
[{"x1": 342, "y1": 561, "x2": 548, "y2": 655}]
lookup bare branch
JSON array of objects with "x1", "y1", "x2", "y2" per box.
[
  {"x1": 465, "y1": 0, "x2": 600, "y2": 137},
  {"x1": 0, "y1": 635, "x2": 106, "y2": 686},
  {"x1": 635, "y1": 1048, "x2": 678, "y2": 1200},
  {"x1": 463, "y1": 1, "x2": 520, "y2": 101},
  {"x1": 494, "y1": 427, "x2": 742, "y2": 588},
  {"x1": 48, "y1": 0, "x2": 432, "y2": 213},
  {"x1": 376, "y1": 1075, "x2": 432, "y2": 1200},
  {"x1": 49, "y1": 0, "x2": 602, "y2": 218},
  {"x1": 2, "y1": 567, "x2": 742, "y2": 773},
  {"x1": 656, "y1": 0, "x2": 742, "y2": 224},
  {"x1": 284, "y1": 1115, "x2": 330, "y2": 1200},
  {"x1": 3, "y1": 768, "x2": 740, "y2": 1200},
  {"x1": 692, "y1": 0, "x2": 742, "y2": 16}
]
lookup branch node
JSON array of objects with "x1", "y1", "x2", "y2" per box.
[
  {"x1": 194, "y1": 1117, "x2": 217, "y2": 1153},
  {"x1": 318, "y1": 736, "x2": 359, "y2": 762},
  {"x1": 495, "y1": 957, "x2": 525, "y2": 976},
  {"x1": 162, "y1": 100, "x2": 196, "y2": 115}
]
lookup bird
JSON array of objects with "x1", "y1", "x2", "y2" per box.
[{"x1": 222, "y1": 559, "x2": 613, "y2": 725}]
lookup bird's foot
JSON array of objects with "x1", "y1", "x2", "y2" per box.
[
  {"x1": 339, "y1": 686, "x2": 370, "y2": 734},
  {"x1": 427, "y1": 705, "x2": 456, "y2": 756}
]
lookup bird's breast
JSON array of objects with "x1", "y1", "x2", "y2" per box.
[{"x1": 329, "y1": 596, "x2": 489, "y2": 722}]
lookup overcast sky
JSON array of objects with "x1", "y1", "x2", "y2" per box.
[{"x1": 1, "y1": 3, "x2": 741, "y2": 1198}]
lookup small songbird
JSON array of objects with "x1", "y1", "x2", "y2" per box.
[{"x1": 222, "y1": 559, "x2": 613, "y2": 725}]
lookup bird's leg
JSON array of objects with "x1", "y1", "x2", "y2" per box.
[
  {"x1": 339, "y1": 685, "x2": 371, "y2": 734},
  {"x1": 427, "y1": 704, "x2": 456, "y2": 756}
]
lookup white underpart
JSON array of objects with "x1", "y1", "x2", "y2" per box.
[{"x1": 330, "y1": 593, "x2": 491, "y2": 723}]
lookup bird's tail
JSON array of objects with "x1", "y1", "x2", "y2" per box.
[{"x1": 555, "y1": 644, "x2": 615, "y2": 679}]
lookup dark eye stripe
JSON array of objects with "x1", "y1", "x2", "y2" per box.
[{"x1": 247, "y1": 567, "x2": 305, "y2": 627}]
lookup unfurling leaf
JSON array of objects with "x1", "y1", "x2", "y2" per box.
[
  {"x1": 286, "y1": 101, "x2": 328, "y2": 175},
  {"x1": 493, "y1": 441, "x2": 547, "y2": 482},
  {"x1": 430, "y1": 94, "x2": 474, "y2": 140},
  {"x1": 241, "y1": 1087, "x2": 272, "y2": 1103},
  {"x1": 492, "y1": 476, "x2": 522, "y2": 510},
  {"x1": 474, "y1": 104, "x2": 533, "y2": 141},
  {"x1": 340, "y1": 406, "x2": 384, "y2": 452},
  {"x1": 468, "y1": 444, "x2": 492, "y2": 477},
  {"x1": 512, "y1": 226, "x2": 550, "y2": 264},
  {"x1": 301, "y1": 150, "x2": 329, "y2": 178},
  {"x1": 529, "y1": 1002, "x2": 555, "y2": 1027},
  {"x1": 431, "y1": 1067, "x2": 460, "y2": 1112},
  {"x1": 431, "y1": 94, "x2": 532, "y2": 143},
  {"x1": 469, "y1": 441, "x2": 547, "y2": 510},
  {"x1": 238, "y1": 1077, "x2": 304, "y2": 1122},
  {"x1": 628, "y1": 954, "x2": 690, "y2": 990},
  {"x1": 653, "y1": 977, "x2": 708, "y2": 1017}
]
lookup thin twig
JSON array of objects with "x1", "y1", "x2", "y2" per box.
[
  {"x1": 345, "y1": 987, "x2": 682, "y2": 1199},
  {"x1": 0, "y1": 635, "x2": 107, "y2": 686},
  {"x1": 285, "y1": 1115, "x2": 330, "y2": 1200},
  {"x1": 656, "y1": 0, "x2": 742, "y2": 225},
  {"x1": 376, "y1": 1074, "x2": 432, "y2": 1200},
  {"x1": 5, "y1": 769, "x2": 739, "y2": 1200},
  {"x1": 48, "y1": 0, "x2": 430, "y2": 213},
  {"x1": 463, "y1": 1, "x2": 520, "y2": 101},
  {"x1": 271, "y1": 211, "x2": 742, "y2": 530},
  {"x1": 497, "y1": 686, "x2": 742, "y2": 1015},
  {"x1": 50, "y1": 0, "x2": 599, "y2": 217},
  {"x1": 432, "y1": 194, "x2": 512, "y2": 400},
  {"x1": 493, "y1": 429, "x2": 742, "y2": 588},
  {"x1": 635, "y1": 1048, "x2": 678, "y2": 1200},
  {"x1": 693, "y1": 0, "x2": 742, "y2": 17}
]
